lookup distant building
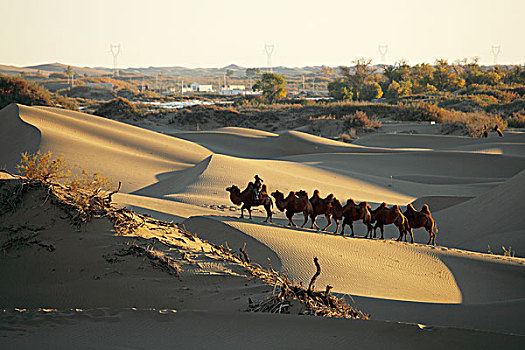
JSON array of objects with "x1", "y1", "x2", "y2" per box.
[
  {"x1": 219, "y1": 84, "x2": 248, "y2": 95},
  {"x1": 189, "y1": 82, "x2": 214, "y2": 93},
  {"x1": 228, "y1": 84, "x2": 245, "y2": 91}
]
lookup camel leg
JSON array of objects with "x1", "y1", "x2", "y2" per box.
[
  {"x1": 341, "y1": 220, "x2": 346, "y2": 235},
  {"x1": 375, "y1": 224, "x2": 384, "y2": 240},
  {"x1": 427, "y1": 228, "x2": 433, "y2": 245},
  {"x1": 396, "y1": 226, "x2": 403, "y2": 241},
  {"x1": 264, "y1": 205, "x2": 272, "y2": 223},
  {"x1": 333, "y1": 218, "x2": 340, "y2": 234},
  {"x1": 311, "y1": 215, "x2": 319, "y2": 230},
  {"x1": 240, "y1": 204, "x2": 246, "y2": 219},
  {"x1": 247, "y1": 207, "x2": 252, "y2": 220},
  {"x1": 349, "y1": 221, "x2": 355, "y2": 237},
  {"x1": 321, "y1": 214, "x2": 332, "y2": 231},
  {"x1": 409, "y1": 228, "x2": 414, "y2": 243},
  {"x1": 300, "y1": 212, "x2": 309, "y2": 228},
  {"x1": 286, "y1": 211, "x2": 296, "y2": 227}
]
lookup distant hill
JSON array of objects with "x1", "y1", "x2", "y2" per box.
[
  {"x1": 0, "y1": 62, "x2": 329, "y2": 77},
  {"x1": 25, "y1": 63, "x2": 113, "y2": 77}
]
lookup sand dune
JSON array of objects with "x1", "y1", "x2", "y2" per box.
[
  {"x1": 354, "y1": 132, "x2": 525, "y2": 151},
  {"x1": 174, "y1": 128, "x2": 404, "y2": 158},
  {"x1": 435, "y1": 170, "x2": 525, "y2": 254},
  {"x1": 0, "y1": 104, "x2": 211, "y2": 191},
  {"x1": 134, "y1": 153, "x2": 414, "y2": 206},
  {"x1": 1, "y1": 104, "x2": 525, "y2": 342}
]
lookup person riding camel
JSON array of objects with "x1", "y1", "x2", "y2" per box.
[{"x1": 253, "y1": 175, "x2": 263, "y2": 201}]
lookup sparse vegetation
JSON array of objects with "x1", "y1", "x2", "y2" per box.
[
  {"x1": 342, "y1": 111, "x2": 381, "y2": 131},
  {"x1": 17, "y1": 151, "x2": 70, "y2": 184},
  {"x1": 0, "y1": 74, "x2": 78, "y2": 110},
  {"x1": 94, "y1": 97, "x2": 143, "y2": 119}
]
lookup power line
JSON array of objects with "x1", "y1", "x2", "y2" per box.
[
  {"x1": 378, "y1": 44, "x2": 388, "y2": 64},
  {"x1": 491, "y1": 45, "x2": 501, "y2": 65},
  {"x1": 110, "y1": 44, "x2": 121, "y2": 77},
  {"x1": 265, "y1": 44, "x2": 274, "y2": 73}
]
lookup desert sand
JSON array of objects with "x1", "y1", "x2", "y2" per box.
[{"x1": 1, "y1": 103, "x2": 525, "y2": 348}]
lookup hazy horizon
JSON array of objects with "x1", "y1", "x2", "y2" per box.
[{"x1": 1, "y1": 0, "x2": 524, "y2": 69}]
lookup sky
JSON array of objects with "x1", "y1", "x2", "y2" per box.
[{"x1": 1, "y1": 0, "x2": 524, "y2": 68}]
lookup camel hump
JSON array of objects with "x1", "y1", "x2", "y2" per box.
[
  {"x1": 313, "y1": 189, "x2": 320, "y2": 196},
  {"x1": 406, "y1": 203, "x2": 415, "y2": 211},
  {"x1": 260, "y1": 184, "x2": 268, "y2": 194},
  {"x1": 326, "y1": 193, "x2": 334, "y2": 200},
  {"x1": 392, "y1": 204, "x2": 400, "y2": 211},
  {"x1": 346, "y1": 198, "x2": 357, "y2": 205},
  {"x1": 421, "y1": 204, "x2": 431, "y2": 215},
  {"x1": 380, "y1": 202, "x2": 387, "y2": 208},
  {"x1": 358, "y1": 201, "x2": 367, "y2": 207}
]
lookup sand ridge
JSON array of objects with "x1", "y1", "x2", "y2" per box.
[{"x1": 1, "y1": 104, "x2": 525, "y2": 341}]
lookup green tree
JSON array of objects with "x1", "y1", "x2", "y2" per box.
[
  {"x1": 253, "y1": 73, "x2": 288, "y2": 103},
  {"x1": 361, "y1": 82, "x2": 383, "y2": 100},
  {"x1": 432, "y1": 59, "x2": 465, "y2": 91},
  {"x1": 386, "y1": 81, "x2": 402, "y2": 99},
  {"x1": 245, "y1": 68, "x2": 262, "y2": 77},
  {"x1": 328, "y1": 79, "x2": 354, "y2": 100}
]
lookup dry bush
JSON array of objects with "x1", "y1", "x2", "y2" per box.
[
  {"x1": 395, "y1": 101, "x2": 506, "y2": 136},
  {"x1": 16, "y1": 151, "x2": 69, "y2": 184},
  {"x1": 506, "y1": 113, "x2": 525, "y2": 128},
  {"x1": 65, "y1": 170, "x2": 115, "y2": 210},
  {"x1": 342, "y1": 111, "x2": 381, "y2": 131},
  {"x1": 15, "y1": 152, "x2": 118, "y2": 226}
]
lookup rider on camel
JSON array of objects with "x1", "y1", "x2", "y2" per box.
[{"x1": 253, "y1": 175, "x2": 263, "y2": 201}]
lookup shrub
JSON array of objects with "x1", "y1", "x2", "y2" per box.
[
  {"x1": 66, "y1": 170, "x2": 115, "y2": 209},
  {"x1": 0, "y1": 74, "x2": 77, "y2": 110},
  {"x1": 506, "y1": 113, "x2": 525, "y2": 128},
  {"x1": 94, "y1": 97, "x2": 141, "y2": 119},
  {"x1": 342, "y1": 111, "x2": 381, "y2": 131},
  {"x1": 16, "y1": 151, "x2": 70, "y2": 183}
]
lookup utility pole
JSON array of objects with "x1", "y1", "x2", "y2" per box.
[
  {"x1": 265, "y1": 44, "x2": 274, "y2": 73},
  {"x1": 110, "y1": 44, "x2": 121, "y2": 77},
  {"x1": 378, "y1": 44, "x2": 388, "y2": 64},
  {"x1": 491, "y1": 45, "x2": 501, "y2": 65}
]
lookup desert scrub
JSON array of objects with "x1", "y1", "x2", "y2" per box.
[
  {"x1": 395, "y1": 101, "x2": 506, "y2": 136},
  {"x1": 17, "y1": 151, "x2": 70, "y2": 184},
  {"x1": 342, "y1": 111, "x2": 381, "y2": 131},
  {"x1": 16, "y1": 151, "x2": 118, "y2": 225},
  {"x1": 506, "y1": 113, "x2": 525, "y2": 128}
]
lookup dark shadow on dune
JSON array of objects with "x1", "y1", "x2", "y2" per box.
[
  {"x1": 132, "y1": 155, "x2": 212, "y2": 197},
  {"x1": 0, "y1": 104, "x2": 41, "y2": 171},
  {"x1": 351, "y1": 293, "x2": 525, "y2": 335},
  {"x1": 181, "y1": 215, "x2": 283, "y2": 271}
]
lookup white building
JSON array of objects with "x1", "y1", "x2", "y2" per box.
[
  {"x1": 218, "y1": 84, "x2": 248, "y2": 95},
  {"x1": 190, "y1": 82, "x2": 214, "y2": 92}
]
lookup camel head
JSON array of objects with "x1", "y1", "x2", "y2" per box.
[
  {"x1": 296, "y1": 190, "x2": 309, "y2": 198},
  {"x1": 405, "y1": 203, "x2": 416, "y2": 212},
  {"x1": 361, "y1": 202, "x2": 373, "y2": 224},
  {"x1": 421, "y1": 204, "x2": 431, "y2": 215},
  {"x1": 271, "y1": 190, "x2": 286, "y2": 211},
  {"x1": 271, "y1": 190, "x2": 284, "y2": 200},
  {"x1": 226, "y1": 185, "x2": 239, "y2": 193},
  {"x1": 330, "y1": 197, "x2": 344, "y2": 219}
]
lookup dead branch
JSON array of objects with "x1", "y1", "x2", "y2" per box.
[{"x1": 307, "y1": 257, "x2": 321, "y2": 295}]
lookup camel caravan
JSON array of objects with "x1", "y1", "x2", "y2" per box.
[{"x1": 226, "y1": 175, "x2": 438, "y2": 245}]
